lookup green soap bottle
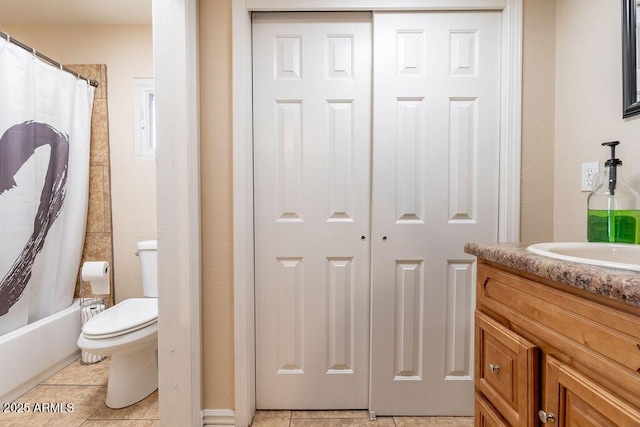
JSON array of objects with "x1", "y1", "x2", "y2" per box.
[{"x1": 587, "y1": 141, "x2": 640, "y2": 244}]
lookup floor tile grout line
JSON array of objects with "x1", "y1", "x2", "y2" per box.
[
  {"x1": 86, "y1": 401, "x2": 108, "y2": 422},
  {"x1": 39, "y1": 383, "x2": 107, "y2": 387},
  {"x1": 292, "y1": 419, "x2": 370, "y2": 421}
]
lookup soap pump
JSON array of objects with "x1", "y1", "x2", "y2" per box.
[{"x1": 587, "y1": 141, "x2": 640, "y2": 243}]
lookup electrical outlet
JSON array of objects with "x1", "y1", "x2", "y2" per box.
[{"x1": 581, "y1": 162, "x2": 600, "y2": 192}]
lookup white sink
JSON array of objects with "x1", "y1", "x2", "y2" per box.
[{"x1": 527, "y1": 242, "x2": 640, "y2": 272}]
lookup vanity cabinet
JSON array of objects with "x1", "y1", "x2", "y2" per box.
[{"x1": 474, "y1": 260, "x2": 640, "y2": 427}]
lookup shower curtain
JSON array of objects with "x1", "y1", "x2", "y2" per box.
[{"x1": 0, "y1": 37, "x2": 94, "y2": 335}]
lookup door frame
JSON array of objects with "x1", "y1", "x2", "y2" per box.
[
  {"x1": 232, "y1": 1, "x2": 523, "y2": 425},
  {"x1": 153, "y1": 0, "x2": 202, "y2": 424}
]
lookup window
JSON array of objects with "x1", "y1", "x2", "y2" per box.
[{"x1": 134, "y1": 78, "x2": 155, "y2": 161}]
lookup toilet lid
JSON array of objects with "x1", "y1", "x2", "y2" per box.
[{"x1": 83, "y1": 298, "x2": 157, "y2": 339}]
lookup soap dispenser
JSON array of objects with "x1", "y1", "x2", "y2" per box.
[{"x1": 587, "y1": 141, "x2": 640, "y2": 243}]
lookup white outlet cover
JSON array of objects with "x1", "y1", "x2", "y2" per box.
[{"x1": 581, "y1": 162, "x2": 600, "y2": 192}]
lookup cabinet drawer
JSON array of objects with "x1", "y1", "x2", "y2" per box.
[
  {"x1": 475, "y1": 393, "x2": 509, "y2": 427},
  {"x1": 475, "y1": 311, "x2": 538, "y2": 427}
]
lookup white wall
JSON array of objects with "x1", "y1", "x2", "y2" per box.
[
  {"x1": 554, "y1": 0, "x2": 640, "y2": 241},
  {"x1": 4, "y1": 25, "x2": 156, "y2": 302},
  {"x1": 521, "y1": 0, "x2": 556, "y2": 243}
]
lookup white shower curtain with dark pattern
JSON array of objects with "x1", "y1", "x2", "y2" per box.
[{"x1": 0, "y1": 37, "x2": 94, "y2": 335}]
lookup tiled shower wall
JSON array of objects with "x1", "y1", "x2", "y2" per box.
[{"x1": 67, "y1": 64, "x2": 115, "y2": 307}]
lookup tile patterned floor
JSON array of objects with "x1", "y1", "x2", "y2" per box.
[
  {"x1": 0, "y1": 358, "x2": 473, "y2": 427},
  {"x1": 0, "y1": 358, "x2": 159, "y2": 427},
  {"x1": 252, "y1": 411, "x2": 474, "y2": 427}
]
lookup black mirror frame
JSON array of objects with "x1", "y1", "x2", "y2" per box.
[{"x1": 623, "y1": 0, "x2": 640, "y2": 118}]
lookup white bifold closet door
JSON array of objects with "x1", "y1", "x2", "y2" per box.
[
  {"x1": 253, "y1": 10, "x2": 501, "y2": 414},
  {"x1": 253, "y1": 12, "x2": 372, "y2": 410},
  {"x1": 369, "y1": 12, "x2": 501, "y2": 416}
]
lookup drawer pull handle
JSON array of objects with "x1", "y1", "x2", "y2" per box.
[
  {"x1": 488, "y1": 363, "x2": 500, "y2": 373},
  {"x1": 538, "y1": 410, "x2": 556, "y2": 423}
]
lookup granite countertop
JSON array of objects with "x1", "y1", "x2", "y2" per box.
[{"x1": 465, "y1": 242, "x2": 640, "y2": 308}]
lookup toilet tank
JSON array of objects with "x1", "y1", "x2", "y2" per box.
[{"x1": 137, "y1": 240, "x2": 158, "y2": 297}]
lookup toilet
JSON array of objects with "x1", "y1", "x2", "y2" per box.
[{"x1": 77, "y1": 240, "x2": 158, "y2": 408}]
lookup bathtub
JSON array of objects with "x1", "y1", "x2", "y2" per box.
[{"x1": 0, "y1": 299, "x2": 81, "y2": 403}]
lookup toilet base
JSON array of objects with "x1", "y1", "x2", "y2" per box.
[{"x1": 106, "y1": 344, "x2": 158, "y2": 408}]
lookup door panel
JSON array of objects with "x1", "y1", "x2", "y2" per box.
[
  {"x1": 253, "y1": 12, "x2": 372, "y2": 409},
  {"x1": 370, "y1": 12, "x2": 501, "y2": 415}
]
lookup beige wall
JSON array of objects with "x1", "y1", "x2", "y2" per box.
[
  {"x1": 199, "y1": 0, "x2": 235, "y2": 410},
  {"x1": 3, "y1": 25, "x2": 156, "y2": 303},
  {"x1": 521, "y1": 0, "x2": 556, "y2": 243},
  {"x1": 554, "y1": 0, "x2": 640, "y2": 241}
]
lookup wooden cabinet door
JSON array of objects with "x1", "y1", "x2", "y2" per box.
[
  {"x1": 475, "y1": 393, "x2": 509, "y2": 427},
  {"x1": 542, "y1": 355, "x2": 640, "y2": 426},
  {"x1": 475, "y1": 311, "x2": 538, "y2": 427}
]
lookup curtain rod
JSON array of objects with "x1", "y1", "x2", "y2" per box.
[{"x1": 0, "y1": 31, "x2": 99, "y2": 88}]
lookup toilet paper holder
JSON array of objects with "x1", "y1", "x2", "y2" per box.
[
  {"x1": 79, "y1": 288, "x2": 107, "y2": 365},
  {"x1": 79, "y1": 283, "x2": 109, "y2": 310}
]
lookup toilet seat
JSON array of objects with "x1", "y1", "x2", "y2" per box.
[{"x1": 82, "y1": 298, "x2": 157, "y2": 339}]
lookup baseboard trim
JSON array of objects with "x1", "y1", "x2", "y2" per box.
[{"x1": 202, "y1": 409, "x2": 236, "y2": 426}]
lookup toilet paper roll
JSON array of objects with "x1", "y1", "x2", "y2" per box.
[
  {"x1": 81, "y1": 348, "x2": 104, "y2": 365},
  {"x1": 82, "y1": 261, "x2": 110, "y2": 295},
  {"x1": 80, "y1": 302, "x2": 106, "y2": 325}
]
